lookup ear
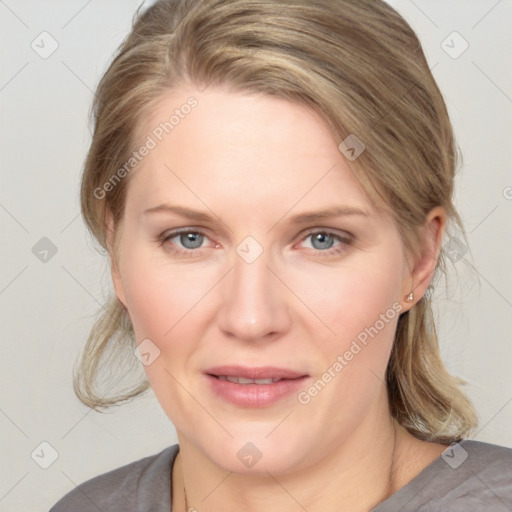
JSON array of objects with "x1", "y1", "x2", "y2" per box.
[
  {"x1": 401, "y1": 206, "x2": 446, "y2": 311},
  {"x1": 105, "y1": 211, "x2": 127, "y2": 309}
]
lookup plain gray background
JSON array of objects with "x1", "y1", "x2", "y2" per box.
[{"x1": 0, "y1": 0, "x2": 511, "y2": 510}]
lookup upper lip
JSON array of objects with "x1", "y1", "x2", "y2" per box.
[{"x1": 206, "y1": 365, "x2": 308, "y2": 380}]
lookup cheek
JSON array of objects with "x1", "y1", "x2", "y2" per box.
[
  {"x1": 290, "y1": 251, "x2": 404, "y2": 346},
  {"x1": 120, "y1": 247, "x2": 214, "y2": 341},
  {"x1": 290, "y1": 251, "x2": 404, "y2": 411},
  {"x1": 118, "y1": 248, "x2": 215, "y2": 424},
  {"x1": 336, "y1": 266, "x2": 402, "y2": 343},
  {"x1": 122, "y1": 269, "x2": 178, "y2": 342}
]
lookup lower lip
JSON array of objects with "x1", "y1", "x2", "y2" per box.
[{"x1": 205, "y1": 374, "x2": 309, "y2": 408}]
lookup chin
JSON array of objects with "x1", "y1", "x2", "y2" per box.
[{"x1": 199, "y1": 425, "x2": 313, "y2": 476}]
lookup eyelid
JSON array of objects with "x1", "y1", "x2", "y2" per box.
[
  {"x1": 296, "y1": 227, "x2": 353, "y2": 244},
  {"x1": 158, "y1": 226, "x2": 354, "y2": 257},
  {"x1": 295, "y1": 229, "x2": 353, "y2": 256},
  {"x1": 160, "y1": 227, "x2": 217, "y2": 245},
  {"x1": 159, "y1": 227, "x2": 352, "y2": 242}
]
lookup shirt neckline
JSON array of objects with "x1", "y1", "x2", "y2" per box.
[{"x1": 167, "y1": 440, "x2": 475, "y2": 511}]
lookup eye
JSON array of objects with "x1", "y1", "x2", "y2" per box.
[
  {"x1": 299, "y1": 230, "x2": 353, "y2": 256},
  {"x1": 157, "y1": 228, "x2": 353, "y2": 258},
  {"x1": 173, "y1": 231, "x2": 205, "y2": 250},
  {"x1": 158, "y1": 229, "x2": 214, "y2": 257}
]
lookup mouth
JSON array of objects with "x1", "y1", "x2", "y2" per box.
[
  {"x1": 205, "y1": 366, "x2": 310, "y2": 407},
  {"x1": 214, "y1": 376, "x2": 283, "y2": 384},
  {"x1": 206, "y1": 365, "x2": 308, "y2": 381}
]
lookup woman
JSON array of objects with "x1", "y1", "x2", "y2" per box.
[{"x1": 51, "y1": 0, "x2": 512, "y2": 510}]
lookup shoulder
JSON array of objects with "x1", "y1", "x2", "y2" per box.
[
  {"x1": 459, "y1": 438, "x2": 512, "y2": 468},
  {"x1": 376, "y1": 440, "x2": 512, "y2": 512},
  {"x1": 427, "y1": 440, "x2": 512, "y2": 509},
  {"x1": 49, "y1": 444, "x2": 179, "y2": 512},
  {"x1": 443, "y1": 439, "x2": 512, "y2": 488}
]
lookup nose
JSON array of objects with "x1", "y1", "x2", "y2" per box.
[{"x1": 217, "y1": 248, "x2": 292, "y2": 342}]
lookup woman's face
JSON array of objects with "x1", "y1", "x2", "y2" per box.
[{"x1": 111, "y1": 86, "x2": 420, "y2": 474}]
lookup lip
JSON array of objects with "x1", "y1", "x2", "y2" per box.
[
  {"x1": 206, "y1": 365, "x2": 307, "y2": 380},
  {"x1": 205, "y1": 365, "x2": 309, "y2": 408}
]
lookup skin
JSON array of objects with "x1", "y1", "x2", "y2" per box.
[{"x1": 109, "y1": 86, "x2": 448, "y2": 512}]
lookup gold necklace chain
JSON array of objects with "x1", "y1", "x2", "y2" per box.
[{"x1": 180, "y1": 452, "x2": 189, "y2": 512}]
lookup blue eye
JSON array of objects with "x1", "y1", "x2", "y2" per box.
[
  {"x1": 158, "y1": 228, "x2": 352, "y2": 258},
  {"x1": 160, "y1": 230, "x2": 207, "y2": 253},
  {"x1": 300, "y1": 230, "x2": 352, "y2": 256},
  {"x1": 309, "y1": 232, "x2": 337, "y2": 251},
  {"x1": 177, "y1": 232, "x2": 204, "y2": 249}
]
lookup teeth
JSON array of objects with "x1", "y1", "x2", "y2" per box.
[{"x1": 217, "y1": 376, "x2": 280, "y2": 384}]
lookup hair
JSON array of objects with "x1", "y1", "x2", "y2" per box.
[{"x1": 76, "y1": 0, "x2": 478, "y2": 443}]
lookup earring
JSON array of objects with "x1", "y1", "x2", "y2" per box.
[{"x1": 406, "y1": 291, "x2": 414, "y2": 302}]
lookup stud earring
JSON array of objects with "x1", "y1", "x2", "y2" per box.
[{"x1": 406, "y1": 292, "x2": 414, "y2": 302}]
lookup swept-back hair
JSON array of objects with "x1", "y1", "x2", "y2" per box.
[{"x1": 77, "y1": 0, "x2": 477, "y2": 443}]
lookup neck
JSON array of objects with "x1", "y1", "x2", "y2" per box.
[{"x1": 172, "y1": 417, "x2": 422, "y2": 512}]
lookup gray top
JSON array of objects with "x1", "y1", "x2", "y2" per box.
[{"x1": 50, "y1": 440, "x2": 512, "y2": 511}]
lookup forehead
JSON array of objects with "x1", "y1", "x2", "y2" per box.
[{"x1": 126, "y1": 86, "x2": 375, "y2": 217}]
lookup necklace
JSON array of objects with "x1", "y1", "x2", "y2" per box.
[
  {"x1": 180, "y1": 452, "x2": 189, "y2": 512},
  {"x1": 183, "y1": 482, "x2": 188, "y2": 512}
]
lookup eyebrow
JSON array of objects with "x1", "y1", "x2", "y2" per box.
[
  {"x1": 286, "y1": 206, "x2": 370, "y2": 224},
  {"x1": 144, "y1": 204, "x2": 214, "y2": 222},
  {"x1": 143, "y1": 203, "x2": 370, "y2": 224}
]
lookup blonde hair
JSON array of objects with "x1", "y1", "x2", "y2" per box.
[{"x1": 77, "y1": 0, "x2": 477, "y2": 442}]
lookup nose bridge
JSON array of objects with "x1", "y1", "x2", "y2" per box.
[{"x1": 217, "y1": 244, "x2": 290, "y2": 341}]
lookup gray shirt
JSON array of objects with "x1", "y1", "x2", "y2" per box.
[{"x1": 50, "y1": 440, "x2": 512, "y2": 511}]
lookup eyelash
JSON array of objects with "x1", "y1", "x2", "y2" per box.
[{"x1": 157, "y1": 228, "x2": 353, "y2": 258}]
